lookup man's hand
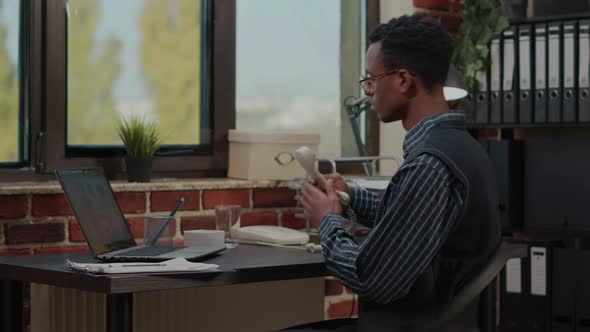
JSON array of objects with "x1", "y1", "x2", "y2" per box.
[
  {"x1": 310, "y1": 172, "x2": 351, "y2": 196},
  {"x1": 301, "y1": 179, "x2": 343, "y2": 229}
]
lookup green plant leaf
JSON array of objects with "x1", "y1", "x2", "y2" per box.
[
  {"x1": 117, "y1": 116, "x2": 162, "y2": 158},
  {"x1": 452, "y1": 0, "x2": 510, "y2": 94}
]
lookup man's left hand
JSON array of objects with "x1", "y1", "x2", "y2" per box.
[{"x1": 301, "y1": 179, "x2": 343, "y2": 229}]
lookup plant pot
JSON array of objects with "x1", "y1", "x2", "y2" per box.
[{"x1": 124, "y1": 156, "x2": 153, "y2": 182}]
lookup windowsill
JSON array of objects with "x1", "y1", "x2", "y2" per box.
[{"x1": 0, "y1": 178, "x2": 296, "y2": 195}]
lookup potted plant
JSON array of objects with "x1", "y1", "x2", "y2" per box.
[
  {"x1": 452, "y1": 0, "x2": 510, "y2": 93},
  {"x1": 118, "y1": 116, "x2": 161, "y2": 182}
]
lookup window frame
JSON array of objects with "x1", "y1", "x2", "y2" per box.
[
  {"x1": 0, "y1": 0, "x2": 380, "y2": 181},
  {"x1": 0, "y1": 0, "x2": 33, "y2": 169},
  {"x1": 333, "y1": 0, "x2": 381, "y2": 175},
  {"x1": 41, "y1": 0, "x2": 235, "y2": 178},
  {"x1": 0, "y1": 0, "x2": 43, "y2": 180},
  {"x1": 364, "y1": 0, "x2": 380, "y2": 157}
]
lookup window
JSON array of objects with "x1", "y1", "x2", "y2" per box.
[
  {"x1": 66, "y1": 0, "x2": 208, "y2": 151},
  {"x1": 0, "y1": 0, "x2": 26, "y2": 166},
  {"x1": 37, "y1": 0, "x2": 234, "y2": 177},
  {"x1": 236, "y1": 0, "x2": 377, "y2": 158},
  {"x1": 0, "y1": 0, "x2": 379, "y2": 179}
]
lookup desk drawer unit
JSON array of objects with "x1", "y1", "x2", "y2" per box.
[{"x1": 31, "y1": 278, "x2": 324, "y2": 332}]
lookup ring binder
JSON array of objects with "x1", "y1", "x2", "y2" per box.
[
  {"x1": 563, "y1": 21, "x2": 577, "y2": 122},
  {"x1": 468, "y1": 15, "x2": 590, "y2": 127},
  {"x1": 503, "y1": 27, "x2": 518, "y2": 123},
  {"x1": 547, "y1": 22, "x2": 562, "y2": 123},
  {"x1": 490, "y1": 36, "x2": 502, "y2": 124},
  {"x1": 579, "y1": 20, "x2": 590, "y2": 122},
  {"x1": 518, "y1": 25, "x2": 533, "y2": 124},
  {"x1": 534, "y1": 24, "x2": 548, "y2": 123}
]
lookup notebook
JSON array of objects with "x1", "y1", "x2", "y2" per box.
[{"x1": 55, "y1": 168, "x2": 225, "y2": 261}]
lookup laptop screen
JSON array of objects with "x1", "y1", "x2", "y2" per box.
[{"x1": 55, "y1": 168, "x2": 136, "y2": 255}]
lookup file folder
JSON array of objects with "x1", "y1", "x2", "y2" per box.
[
  {"x1": 501, "y1": 256, "x2": 527, "y2": 332},
  {"x1": 524, "y1": 140, "x2": 590, "y2": 232},
  {"x1": 518, "y1": 24, "x2": 533, "y2": 124},
  {"x1": 475, "y1": 68, "x2": 490, "y2": 124},
  {"x1": 579, "y1": 20, "x2": 590, "y2": 122},
  {"x1": 501, "y1": 243, "x2": 552, "y2": 332},
  {"x1": 534, "y1": 24, "x2": 548, "y2": 123},
  {"x1": 530, "y1": 247, "x2": 548, "y2": 297},
  {"x1": 490, "y1": 36, "x2": 502, "y2": 123},
  {"x1": 562, "y1": 21, "x2": 577, "y2": 123},
  {"x1": 547, "y1": 22, "x2": 562, "y2": 123},
  {"x1": 576, "y1": 249, "x2": 590, "y2": 332},
  {"x1": 552, "y1": 248, "x2": 576, "y2": 332},
  {"x1": 462, "y1": 94, "x2": 475, "y2": 123},
  {"x1": 488, "y1": 140, "x2": 523, "y2": 231},
  {"x1": 502, "y1": 27, "x2": 518, "y2": 123},
  {"x1": 529, "y1": 245, "x2": 552, "y2": 332}
]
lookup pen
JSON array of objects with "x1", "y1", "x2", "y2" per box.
[{"x1": 145, "y1": 197, "x2": 185, "y2": 246}]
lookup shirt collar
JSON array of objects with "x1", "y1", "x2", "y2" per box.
[{"x1": 402, "y1": 111, "x2": 465, "y2": 158}]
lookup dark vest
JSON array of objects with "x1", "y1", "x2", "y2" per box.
[{"x1": 358, "y1": 119, "x2": 501, "y2": 332}]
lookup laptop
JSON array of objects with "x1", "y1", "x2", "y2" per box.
[{"x1": 55, "y1": 168, "x2": 226, "y2": 261}]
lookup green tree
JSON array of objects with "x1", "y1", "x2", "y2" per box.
[
  {"x1": 140, "y1": 0, "x2": 201, "y2": 144},
  {"x1": 0, "y1": 0, "x2": 19, "y2": 162},
  {"x1": 68, "y1": 0, "x2": 121, "y2": 145}
]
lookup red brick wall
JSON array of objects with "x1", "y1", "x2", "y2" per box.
[
  {"x1": 413, "y1": 0, "x2": 463, "y2": 35},
  {"x1": 0, "y1": 188, "x2": 303, "y2": 254}
]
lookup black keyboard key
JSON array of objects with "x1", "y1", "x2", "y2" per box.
[{"x1": 114, "y1": 246, "x2": 175, "y2": 257}]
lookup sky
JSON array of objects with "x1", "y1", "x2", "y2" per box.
[
  {"x1": 94, "y1": 0, "x2": 147, "y2": 101},
  {"x1": 0, "y1": 0, "x2": 342, "y2": 102},
  {"x1": 0, "y1": 0, "x2": 147, "y2": 100},
  {"x1": 0, "y1": 0, "x2": 372, "y2": 159},
  {"x1": 235, "y1": 0, "x2": 340, "y2": 100},
  {"x1": 87, "y1": 0, "x2": 340, "y2": 102},
  {"x1": 0, "y1": 0, "x2": 349, "y2": 155},
  {"x1": 1, "y1": 0, "x2": 19, "y2": 67}
]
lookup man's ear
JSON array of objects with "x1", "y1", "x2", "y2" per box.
[{"x1": 398, "y1": 70, "x2": 417, "y2": 97}]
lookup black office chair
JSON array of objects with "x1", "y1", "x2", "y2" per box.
[
  {"x1": 383, "y1": 241, "x2": 528, "y2": 332},
  {"x1": 284, "y1": 241, "x2": 527, "y2": 332}
]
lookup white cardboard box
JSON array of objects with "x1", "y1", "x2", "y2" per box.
[{"x1": 228, "y1": 130, "x2": 320, "y2": 180}]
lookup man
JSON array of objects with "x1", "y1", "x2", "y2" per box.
[{"x1": 293, "y1": 15, "x2": 501, "y2": 331}]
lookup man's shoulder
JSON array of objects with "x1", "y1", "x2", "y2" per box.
[
  {"x1": 399, "y1": 152, "x2": 451, "y2": 175},
  {"x1": 419, "y1": 127, "x2": 487, "y2": 162}
]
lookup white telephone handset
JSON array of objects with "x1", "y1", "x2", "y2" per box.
[{"x1": 294, "y1": 146, "x2": 351, "y2": 205}]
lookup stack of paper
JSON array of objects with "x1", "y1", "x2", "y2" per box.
[{"x1": 66, "y1": 257, "x2": 218, "y2": 274}]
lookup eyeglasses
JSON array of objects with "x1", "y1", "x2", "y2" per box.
[{"x1": 359, "y1": 70, "x2": 399, "y2": 93}]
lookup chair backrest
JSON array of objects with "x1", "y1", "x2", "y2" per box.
[
  {"x1": 433, "y1": 241, "x2": 528, "y2": 326},
  {"x1": 392, "y1": 241, "x2": 528, "y2": 330}
]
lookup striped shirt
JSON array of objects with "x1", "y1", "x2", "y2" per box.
[{"x1": 318, "y1": 111, "x2": 467, "y2": 304}]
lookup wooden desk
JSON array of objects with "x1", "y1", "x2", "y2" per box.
[{"x1": 0, "y1": 245, "x2": 327, "y2": 332}]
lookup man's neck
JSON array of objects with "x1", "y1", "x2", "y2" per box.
[{"x1": 401, "y1": 90, "x2": 449, "y2": 131}]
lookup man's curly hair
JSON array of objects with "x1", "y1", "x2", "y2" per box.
[{"x1": 369, "y1": 15, "x2": 453, "y2": 91}]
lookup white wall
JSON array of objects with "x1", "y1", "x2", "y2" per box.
[{"x1": 378, "y1": 0, "x2": 413, "y2": 174}]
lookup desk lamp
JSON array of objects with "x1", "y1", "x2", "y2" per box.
[{"x1": 443, "y1": 64, "x2": 468, "y2": 101}]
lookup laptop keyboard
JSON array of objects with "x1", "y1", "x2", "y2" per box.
[{"x1": 113, "y1": 246, "x2": 176, "y2": 257}]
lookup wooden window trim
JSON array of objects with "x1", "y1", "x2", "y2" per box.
[
  {"x1": 40, "y1": 0, "x2": 235, "y2": 179},
  {"x1": 0, "y1": 0, "x2": 44, "y2": 180},
  {"x1": 334, "y1": 0, "x2": 381, "y2": 176}
]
